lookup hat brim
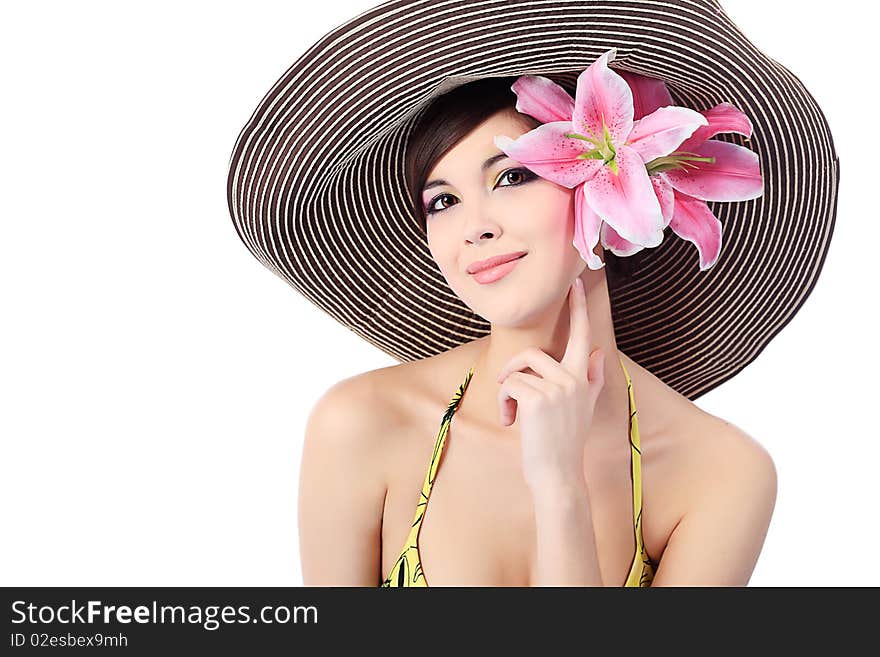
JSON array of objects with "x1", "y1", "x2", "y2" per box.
[{"x1": 226, "y1": 0, "x2": 840, "y2": 400}]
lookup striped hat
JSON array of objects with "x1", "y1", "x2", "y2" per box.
[{"x1": 226, "y1": 0, "x2": 840, "y2": 400}]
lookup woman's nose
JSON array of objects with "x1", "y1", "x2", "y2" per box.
[
  {"x1": 464, "y1": 216, "x2": 501, "y2": 244},
  {"x1": 466, "y1": 227, "x2": 496, "y2": 243}
]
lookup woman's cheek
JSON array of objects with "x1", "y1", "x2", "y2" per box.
[
  {"x1": 433, "y1": 249, "x2": 459, "y2": 287},
  {"x1": 554, "y1": 194, "x2": 576, "y2": 240},
  {"x1": 534, "y1": 186, "x2": 576, "y2": 236}
]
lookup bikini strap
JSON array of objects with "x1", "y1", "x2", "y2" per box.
[
  {"x1": 406, "y1": 363, "x2": 476, "y2": 538},
  {"x1": 619, "y1": 356, "x2": 644, "y2": 534}
]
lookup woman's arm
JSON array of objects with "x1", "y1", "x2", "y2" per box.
[
  {"x1": 532, "y1": 420, "x2": 776, "y2": 587},
  {"x1": 650, "y1": 423, "x2": 777, "y2": 586},
  {"x1": 298, "y1": 376, "x2": 389, "y2": 586},
  {"x1": 532, "y1": 480, "x2": 605, "y2": 586}
]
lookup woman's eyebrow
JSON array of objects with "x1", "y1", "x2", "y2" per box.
[{"x1": 423, "y1": 152, "x2": 511, "y2": 192}]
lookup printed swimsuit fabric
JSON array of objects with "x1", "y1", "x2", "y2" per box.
[{"x1": 379, "y1": 356, "x2": 658, "y2": 587}]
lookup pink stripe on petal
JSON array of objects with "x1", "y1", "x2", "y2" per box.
[
  {"x1": 626, "y1": 106, "x2": 708, "y2": 162},
  {"x1": 668, "y1": 190, "x2": 722, "y2": 271},
  {"x1": 511, "y1": 75, "x2": 575, "y2": 123},
  {"x1": 582, "y1": 146, "x2": 664, "y2": 247},
  {"x1": 572, "y1": 49, "x2": 634, "y2": 145},
  {"x1": 663, "y1": 140, "x2": 763, "y2": 202},
  {"x1": 574, "y1": 184, "x2": 605, "y2": 270}
]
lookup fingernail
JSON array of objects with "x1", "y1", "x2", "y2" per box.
[{"x1": 575, "y1": 278, "x2": 583, "y2": 289}]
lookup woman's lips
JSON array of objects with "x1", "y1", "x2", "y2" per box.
[{"x1": 470, "y1": 253, "x2": 526, "y2": 284}]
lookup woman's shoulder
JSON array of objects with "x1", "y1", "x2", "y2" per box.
[
  {"x1": 307, "y1": 341, "x2": 482, "y2": 457},
  {"x1": 624, "y1": 353, "x2": 776, "y2": 521},
  {"x1": 305, "y1": 363, "x2": 412, "y2": 452},
  {"x1": 354, "y1": 340, "x2": 482, "y2": 426},
  {"x1": 622, "y1": 351, "x2": 764, "y2": 453},
  {"x1": 619, "y1": 354, "x2": 776, "y2": 569}
]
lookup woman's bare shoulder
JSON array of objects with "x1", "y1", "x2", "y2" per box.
[
  {"x1": 299, "y1": 365, "x2": 416, "y2": 585},
  {"x1": 622, "y1": 352, "x2": 757, "y2": 448},
  {"x1": 644, "y1": 367, "x2": 769, "y2": 463},
  {"x1": 353, "y1": 345, "x2": 479, "y2": 426},
  {"x1": 625, "y1": 353, "x2": 775, "y2": 511},
  {"x1": 306, "y1": 343, "x2": 478, "y2": 460},
  {"x1": 306, "y1": 364, "x2": 410, "y2": 450}
]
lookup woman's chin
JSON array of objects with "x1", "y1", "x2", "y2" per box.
[{"x1": 477, "y1": 303, "x2": 552, "y2": 329}]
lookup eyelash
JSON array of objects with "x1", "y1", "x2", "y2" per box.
[{"x1": 423, "y1": 168, "x2": 538, "y2": 217}]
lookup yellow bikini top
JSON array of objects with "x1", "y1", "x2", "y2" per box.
[{"x1": 380, "y1": 355, "x2": 657, "y2": 587}]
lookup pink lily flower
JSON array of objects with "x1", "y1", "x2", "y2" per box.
[
  {"x1": 494, "y1": 48, "x2": 709, "y2": 270},
  {"x1": 602, "y1": 69, "x2": 764, "y2": 270},
  {"x1": 495, "y1": 48, "x2": 763, "y2": 271}
]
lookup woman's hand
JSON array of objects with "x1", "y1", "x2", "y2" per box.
[{"x1": 495, "y1": 277, "x2": 606, "y2": 497}]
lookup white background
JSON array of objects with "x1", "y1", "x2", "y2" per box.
[{"x1": 1, "y1": 0, "x2": 875, "y2": 586}]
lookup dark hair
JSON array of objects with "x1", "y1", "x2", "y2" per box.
[{"x1": 403, "y1": 76, "x2": 637, "y2": 288}]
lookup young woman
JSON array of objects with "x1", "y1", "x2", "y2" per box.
[
  {"x1": 297, "y1": 77, "x2": 778, "y2": 587},
  {"x1": 226, "y1": 0, "x2": 838, "y2": 589}
]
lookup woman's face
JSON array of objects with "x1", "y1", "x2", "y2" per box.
[{"x1": 422, "y1": 108, "x2": 595, "y2": 327}]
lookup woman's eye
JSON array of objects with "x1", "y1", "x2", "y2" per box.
[
  {"x1": 424, "y1": 168, "x2": 536, "y2": 217},
  {"x1": 498, "y1": 168, "x2": 528, "y2": 186},
  {"x1": 425, "y1": 193, "x2": 457, "y2": 216}
]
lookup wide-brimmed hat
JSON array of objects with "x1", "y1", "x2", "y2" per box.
[{"x1": 225, "y1": 0, "x2": 840, "y2": 400}]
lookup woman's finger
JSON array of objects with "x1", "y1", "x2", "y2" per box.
[
  {"x1": 561, "y1": 277, "x2": 591, "y2": 376},
  {"x1": 497, "y1": 371, "x2": 543, "y2": 426},
  {"x1": 496, "y1": 346, "x2": 575, "y2": 387},
  {"x1": 587, "y1": 347, "x2": 606, "y2": 392}
]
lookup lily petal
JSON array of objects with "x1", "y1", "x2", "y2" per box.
[
  {"x1": 618, "y1": 70, "x2": 674, "y2": 120},
  {"x1": 571, "y1": 48, "x2": 634, "y2": 146},
  {"x1": 678, "y1": 102, "x2": 754, "y2": 152},
  {"x1": 600, "y1": 221, "x2": 645, "y2": 257},
  {"x1": 651, "y1": 173, "x2": 675, "y2": 228},
  {"x1": 573, "y1": 183, "x2": 605, "y2": 270},
  {"x1": 600, "y1": 174, "x2": 673, "y2": 255},
  {"x1": 583, "y1": 145, "x2": 664, "y2": 247},
  {"x1": 662, "y1": 139, "x2": 763, "y2": 202},
  {"x1": 626, "y1": 106, "x2": 709, "y2": 162},
  {"x1": 511, "y1": 75, "x2": 576, "y2": 123},
  {"x1": 668, "y1": 190, "x2": 722, "y2": 271},
  {"x1": 494, "y1": 123, "x2": 603, "y2": 188}
]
